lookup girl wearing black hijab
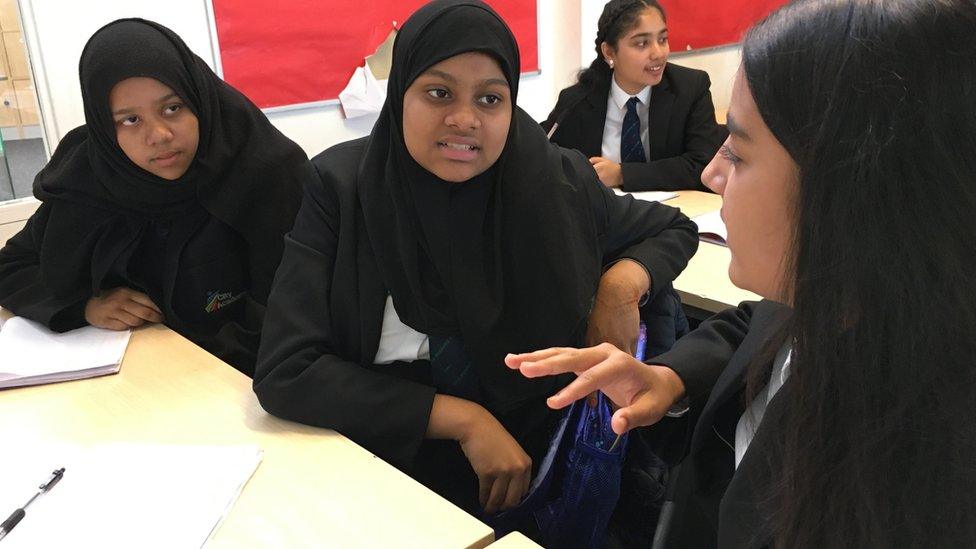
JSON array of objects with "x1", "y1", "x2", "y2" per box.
[
  {"x1": 254, "y1": 0, "x2": 697, "y2": 517},
  {"x1": 0, "y1": 19, "x2": 308, "y2": 376}
]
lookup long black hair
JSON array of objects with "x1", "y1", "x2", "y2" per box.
[
  {"x1": 577, "y1": 0, "x2": 666, "y2": 88},
  {"x1": 742, "y1": 0, "x2": 976, "y2": 546}
]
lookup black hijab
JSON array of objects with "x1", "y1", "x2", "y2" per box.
[
  {"x1": 359, "y1": 0, "x2": 603, "y2": 411},
  {"x1": 32, "y1": 18, "x2": 306, "y2": 303}
]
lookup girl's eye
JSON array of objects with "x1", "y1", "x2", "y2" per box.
[
  {"x1": 635, "y1": 40, "x2": 648, "y2": 48},
  {"x1": 163, "y1": 104, "x2": 183, "y2": 115},
  {"x1": 119, "y1": 116, "x2": 139, "y2": 127},
  {"x1": 659, "y1": 36, "x2": 669, "y2": 45},
  {"x1": 719, "y1": 144, "x2": 742, "y2": 165},
  {"x1": 479, "y1": 94, "x2": 503, "y2": 106},
  {"x1": 426, "y1": 89, "x2": 450, "y2": 99}
]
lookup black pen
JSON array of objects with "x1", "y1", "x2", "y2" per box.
[{"x1": 0, "y1": 468, "x2": 65, "y2": 541}]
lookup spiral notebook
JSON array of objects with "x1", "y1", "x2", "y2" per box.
[{"x1": 0, "y1": 316, "x2": 131, "y2": 389}]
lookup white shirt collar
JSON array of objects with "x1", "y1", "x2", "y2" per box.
[{"x1": 610, "y1": 75, "x2": 651, "y2": 111}]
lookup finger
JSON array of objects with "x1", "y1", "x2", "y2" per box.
[
  {"x1": 96, "y1": 318, "x2": 130, "y2": 331},
  {"x1": 123, "y1": 301, "x2": 164, "y2": 323},
  {"x1": 478, "y1": 476, "x2": 492, "y2": 510},
  {"x1": 545, "y1": 355, "x2": 630, "y2": 409},
  {"x1": 519, "y1": 465, "x2": 532, "y2": 500},
  {"x1": 611, "y1": 392, "x2": 665, "y2": 434},
  {"x1": 484, "y1": 476, "x2": 508, "y2": 515},
  {"x1": 589, "y1": 157, "x2": 601, "y2": 165},
  {"x1": 518, "y1": 345, "x2": 613, "y2": 378},
  {"x1": 126, "y1": 291, "x2": 162, "y2": 313},
  {"x1": 504, "y1": 348, "x2": 567, "y2": 369},
  {"x1": 501, "y1": 473, "x2": 525, "y2": 511},
  {"x1": 111, "y1": 310, "x2": 146, "y2": 328}
]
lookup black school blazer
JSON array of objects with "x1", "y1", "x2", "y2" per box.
[
  {"x1": 651, "y1": 300, "x2": 793, "y2": 548},
  {"x1": 542, "y1": 63, "x2": 726, "y2": 193},
  {"x1": 252, "y1": 136, "x2": 699, "y2": 473},
  {"x1": 0, "y1": 202, "x2": 266, "y2": 375}
]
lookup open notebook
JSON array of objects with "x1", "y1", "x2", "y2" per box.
[
  {"x1": 612, "y1": 188, "x2": 678, "y2": 203},
  {"x1": 0, "y1": 316, "x2": 131, "y2": 389},
  {"x1": 0, "y1": 444, "x2": 263, "y2": 548},
  {"x1": 692, "y1": 210, "x2": 728, "y2": 246}
]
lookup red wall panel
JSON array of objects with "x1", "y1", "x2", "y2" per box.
[
  {"x1": 660, "y1": 0, "x2": 787, "y2": 52},
  {"x1": 212, "y1": 1, "x2": 538, "y2": 109}
]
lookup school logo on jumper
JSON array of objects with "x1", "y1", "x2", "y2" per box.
[{"x1": 205, "y1": 290, "x2": 244, "y2": 313}]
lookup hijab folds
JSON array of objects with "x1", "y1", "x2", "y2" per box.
[
  {"x1": 359, "y1": 0, "x2": 604, "y2": 412},
  {"x1": 32, "y1": 18, "x2": 307, "y2": 304}
]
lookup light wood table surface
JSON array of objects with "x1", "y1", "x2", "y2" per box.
[
  {"x1": 664, "y1": 191, "x2": 760, "y2": 314},
  {"x1": 0, "y1": 319, "x2": 494, "y2": 549}
]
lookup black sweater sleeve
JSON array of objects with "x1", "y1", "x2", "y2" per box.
[
  {"x1": 620, "y1": 71, "x2": 726, "y2": 193},
  {"x1": 575, "y1": 151, "x2": 699, "y2": 299},
  {"x1": 652, "y1": 302, "x2": 757, "y2": 410},
  {"x1": 0, "y1": 202, "x2": 89, "y2": 331},
  {"x1": 253, "y1": 154, "x2": 436, "y2": 471}
]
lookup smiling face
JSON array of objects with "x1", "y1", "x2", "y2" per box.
[
  {"x1": 401, "y1": 52, "x2": 513, "y2": 182},
  {"x1": 109, "y1": 77, "x2": 199, "y2": 180},
  {"x1": 602, "y1": 7, "x2": 670, "y2": 95},
  {"x1": 701, "y1": 69, "x2": 798, "y2": 303}
]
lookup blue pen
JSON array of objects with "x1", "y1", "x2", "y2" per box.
[{"x1": 608, "y1": 321, "x2": 648, "y2": 453}]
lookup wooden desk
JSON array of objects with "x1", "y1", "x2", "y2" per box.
[
  {"x1": 665, "y1": 191, "x2": 760, "y2": 314},
  {"x1": 0, "y1": 322, "x2": 494, "y2": 549}
]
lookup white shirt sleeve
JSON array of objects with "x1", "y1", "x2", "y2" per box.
[{"x1": 373, "y1": 295, "x2": 430, "y2": 365}]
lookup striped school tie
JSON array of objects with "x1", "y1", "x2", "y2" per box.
[
  {"x1": 428, "y1": 334, "x2": 481, "y2": 400},
  {"x1": 621, "y1": 96, "x2": 647, "y2": 163}
]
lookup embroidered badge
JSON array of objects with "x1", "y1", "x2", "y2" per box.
[{"x1": 205, "y1": 290, "x2": 244, "y2": 313}]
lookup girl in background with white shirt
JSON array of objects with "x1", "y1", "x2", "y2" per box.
[{"x1": 542, "y1": 0, "x2": 725, "y2": 192}]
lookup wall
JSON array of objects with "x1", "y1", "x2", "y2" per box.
[
  {"x1": 20, "y1": 0, "x2": 583, "y2": 159},
  {"x1": 254, "y1": 0, "x2": 583, "y2": 157}
]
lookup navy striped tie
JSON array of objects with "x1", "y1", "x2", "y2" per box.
[
  {"x1": 621, "y1": 96, "x2": 646, "y2": 163},
  {"x1": 429, "y1": 334, "x2": 481, "y2": 400}
]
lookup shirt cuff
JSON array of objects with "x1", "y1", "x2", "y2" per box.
[{"x1": 665, "y1": 396, "x2": 691, "y2": 418}]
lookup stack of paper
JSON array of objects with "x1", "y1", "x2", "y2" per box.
[
  {"x1": 0, "y1": 444, "x2": 263, "y2": 548},
  {"x1": 612, "y1": 189, "x2": 678, "y2": 203},
  {"x1": 0, "y1": 317, "x2": 130, "y2": 389},
  {"x1": 692, "y1": 210, "x2": 728, "y2": 246}
]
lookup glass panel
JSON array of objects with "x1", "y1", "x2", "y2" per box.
[
  {"x1": 0, "y1": 132, "x2": 13, "y2": 201},
  {"x1": 0, "y1": 0, "x2": 48, "y2": 202}
]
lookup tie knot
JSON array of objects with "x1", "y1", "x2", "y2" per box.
[{"x1": 626, "y1": 96, "x2": 641, "y2": 111}]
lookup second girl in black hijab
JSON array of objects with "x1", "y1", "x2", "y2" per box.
[
  {"x1": 254, "y1": 0, "x2": 697, "y2": 517},
  {"x1": 0, "y1": 19, "x2": 309, "y2": 375}
]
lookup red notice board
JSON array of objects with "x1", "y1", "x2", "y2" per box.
[
  {"x1": 211, "y1": 1, "x2": 538, "y2": 109},
  {"x1": 660, "y1": 0, "x2": 788, "y2": 51}
]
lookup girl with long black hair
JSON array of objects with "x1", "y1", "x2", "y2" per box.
[
  {"x1": 509, "y1": 0, "x2": 976, "y2": 546},
  {"x1": 542, "y1": 0, "x2": 725, "y2": 192},
  {"x1": 0, "y1": 19, "x2": 308, "y2": 375},
  {"x1": 253, "y1": 0, "x2": 697, "y2": 520}
]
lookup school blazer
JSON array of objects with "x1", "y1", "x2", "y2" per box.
[
  {"x1": 651, "y1": 300, "x2": 793, "y2": 549},
  {"x1": 542, "y1": 63, "x2": 726, "y2": 193},
  {"x1": 252, "y1": 136, "x2": 700, "y2": 474},
  {"x1": 0, "y1": 203, "x2": 263, "y2": 375}
]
